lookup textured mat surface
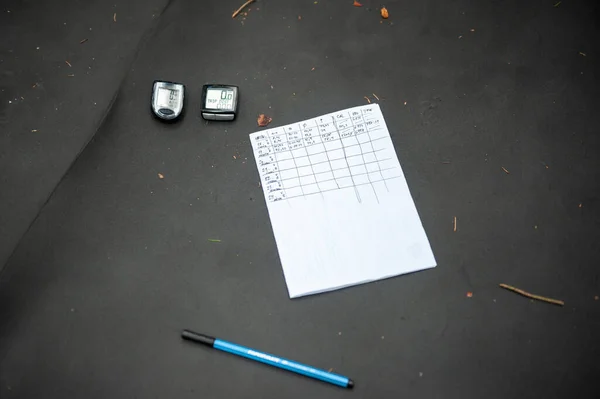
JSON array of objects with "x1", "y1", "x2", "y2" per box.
[
  {"x1": 1, "y1": 0, "x2": 599, "y2": 398},
  {"x1": 0, "y1": 0, "x2": 169, "y2": 268}
]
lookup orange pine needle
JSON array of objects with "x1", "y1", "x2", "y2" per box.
[
  {"x1": 499, "y1": 283, "x2": 564, "y2": 306},
  {"x1": 232, "y1": 0, "x2": 255, "y2": 18},
  {"x1": 353, "y1": 0, "x2": 363, "y2": 6}
]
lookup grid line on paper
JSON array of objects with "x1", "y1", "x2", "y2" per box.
[
  {"x1": 283, "y1": 126, "x2": 305, "y2": 197},
  {"x1": 333, "y1": 113, "x2": 361, "y2": 203},
  {"x1": 349, "y1": 110, "x2": 379, "y2": 203},
  {"x1": 258, "y1": 145, "x2": 386, "y2": 169},
  {"x1": 270, "y1": 130, "x2": 386, "y2": 155},
  {"x1": 284, "y1": 176, "x2": 403, "y2": 200},
  {"x1": 252, "y1": 105, "x2": 398, "y2": 203},
  {"x1": 298, "y1": 122, "x2": 324, "y2": 199},
  {"x1": 274, "y1": 145, "x2": 386, "y2": 166},
  {"x1": 270, "y1": 156, "x2": 391, "y2": 175},
  {"x1": 321, "y1": 123, "x2": 340, "y2": 189},
  {"x1": 277, "y1": 167, "x2": 397, "y2": 187},
  {"x1": 361, "y1": 108, "x2": 389, "y2": 192},
  {"x1": 265, "y1": 132, "x2": 286, "y2": 201}
]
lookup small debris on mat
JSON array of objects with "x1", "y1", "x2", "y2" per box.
[
  {"x1": 380, "y1": 6, "x2": 389, "y2": 19},
  {"x1": 578, "y1": 203, "x2": 583, "y2": 208},
  {"x1": 553, "y1": 1, "x2": 561, "y2": 7},
  {"x1": 579, "y1": 52, "x2": 586, "y2": 57},
  {"x1": 311, "y1": 67, "x2": 315, "y2": 71},
  {"x1": 466, "y1": 292, "x2": 473, "y2": 298},
  {"x1": 65, "y1": 60, "x2": 72, "y2": 67},
  {"x1": 470, "y1": 28, "x2": 475, "y2": 32},
  {"x1": 372, "y1": 93, "x2": 380, "y2": 101},
  {"x1": 364, "y1": 96, "x2": 371, "y2": 104},
  {"x1": 501, "y1": 166, "x2": 510, "y2": 174},
  {"x1": 594, "y1": 295, "x2": 599, "y2": 301},
  {"x1": 232, "y1": 0, "x2": 254, "y2": 18},
  {"x1": 79, "y1": 38, "x2": 88, "y2": 44},
  {"x1": 404, "y1": 101, "x2": 407, "y2": 105},
  {"x1": 338, "y1": 331, "x2": 342, "y2": 336},
  {"x1": 257, "y1": 114, "x2": 272, "y2": 127},
  {"x1": 453, "y1": 216, "x2": 457, "y2": 232},
  {"x1": 353, "y1": 0, "x2": 363, "y2": 6},
  {"x1": 328, "y1": 368, "x2": 334, "y2": 372},
  {"x1": 157, "y1": 173, "x2": 164, "y2": 179},
  {"x1": 31, "y1": 129, "x2": 38, "y2": 132},
  {"x1": 419, "y1": 372, "x2": 423, "y2": 377},
  {"x1": 113, "y1": 12, "x2": 117, "y2": 22},
  {"x1": 208, "y1": 239, "x2": 221, "y2": 243},
  {"x1": 499, "y1": 283, "x2": 564, "y2": 306},
  {"x1": 67, "y1": 74, "x2": 75, "y2": 77},
  {"x1": 298, "y1": 15, "x2": 301, "y2": 20}
]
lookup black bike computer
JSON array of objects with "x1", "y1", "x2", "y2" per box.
[
  {"x1": 201, "y1": 84, "x2": 239, "y2": 121},
  {"x1": 152, "y1": 81, "x2": 185, "y2": 121}
]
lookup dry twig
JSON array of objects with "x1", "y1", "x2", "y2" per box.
[
  {"x1": 232, "y1": 0, "x2": 255, "y2": 18},
  {"x1": 499, "y1": 283, "x2": 564, "y2": 306}
]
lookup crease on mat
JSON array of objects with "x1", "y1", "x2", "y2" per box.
[
  {"x1": 0, "y1": 0, "x2": 177, "y2": 277},
  {"x1": 0, "y1": 0, "x2": 178, "y2": 361}
]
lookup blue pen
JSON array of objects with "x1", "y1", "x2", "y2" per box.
[{"x1": 181, "y1": 330, "x2": 354, "y2": 389}]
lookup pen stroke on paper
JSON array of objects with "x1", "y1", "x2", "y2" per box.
[
  {"x1": 251, "y1": 105, "x2": 400, "y2": 204},
  {"x1": 249, "y1": 104, "x2": 436, "y2": 298}
]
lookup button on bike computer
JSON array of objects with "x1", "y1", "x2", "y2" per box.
[
  {"x1": 152, "y1": 81, "x2": 185, "y2": 121},
  {"x1": 201, "y1": 84, "x2": 239, "y2": 121}
]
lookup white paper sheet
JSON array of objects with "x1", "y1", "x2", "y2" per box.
[{"x1": 249, "y1": 104, "x2": 436, "y2": 298}]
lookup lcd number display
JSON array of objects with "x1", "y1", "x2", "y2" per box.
[
  {"x1": 157, "y1": 88, "x2": 179, "y2": 108},
  {"x1": 206, "y1": 88, "x2": 234, "y2": 110}
]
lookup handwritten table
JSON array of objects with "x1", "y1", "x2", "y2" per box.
[
  {"x1": 251, "y1": 105, "x2": 402, "y2": 204},
  {"x1": 249, "y1": 104, "x2": 436, "y2": 298}
]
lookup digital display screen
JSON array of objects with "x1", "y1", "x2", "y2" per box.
[
  {"x1": 157, "y1": 88, "x2": 179, "y2": 108},
  {"x1": 205, "y1": 88, "x2": 234, "y2": 110}
]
